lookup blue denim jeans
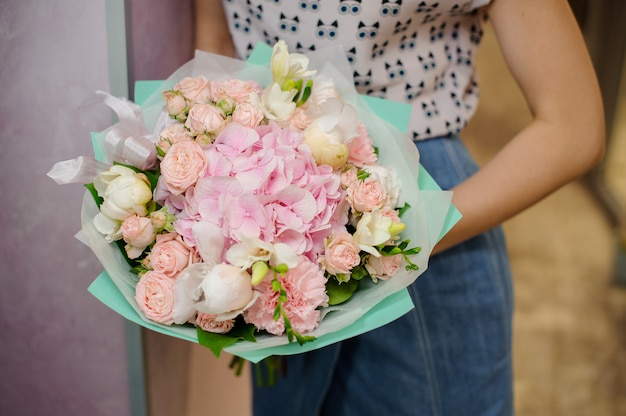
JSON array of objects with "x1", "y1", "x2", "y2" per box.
[{"x1": 251, "y1": 136, "x2": 514, "y2": 416}]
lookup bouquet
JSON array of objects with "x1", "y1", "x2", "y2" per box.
[{"x1": 48, "y1": 41, "x2": 457, "y2": 362}]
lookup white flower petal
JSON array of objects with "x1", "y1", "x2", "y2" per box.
[
  {"x1": 192, "y1": 222, "x2": 224, "y2": 266},
  {"x1": 271, "y1": 243, "x2": 299, "y2": 269},
  {"x1": 172, "y1": 263, "x2": 213, "y2": 324},
  {"x1": 93, "y1": 213, "x2": 122, "y2": 242}
]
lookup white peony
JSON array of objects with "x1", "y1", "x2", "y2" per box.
[
  {"x1": 172, "y1": 262, "x2": 258, "y2": 324},
  {"x1": 92, "y1": 165, "x2": 153, "y2": 241}
]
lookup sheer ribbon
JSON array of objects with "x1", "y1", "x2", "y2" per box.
[{"x1": 47, "y1": 91, "x2": 158, "y2": 185}]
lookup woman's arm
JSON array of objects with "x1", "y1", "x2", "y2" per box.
[
  {"x1": 194, "y1": 0, "x2": 236, "y2": 57},
  {"x1": 434, "y1": 0, "x2": 605, "y2": 253}
]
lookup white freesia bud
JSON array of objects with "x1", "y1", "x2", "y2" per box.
[
  {"x1": 271, "y1": 40, "x2": 316, "y2": 88},
  {"x1": 352, "y1": 210, "x2": 393, "y2": 256},
  {"x1": 250, "y1": 261, "x2": 269, "y2": 286},
  {"x1": 227, "y1": 237, "x2": 299, "y2": 270},
  {"x1": 259, "y1": 83, "x2": 297, "y2": 121}
]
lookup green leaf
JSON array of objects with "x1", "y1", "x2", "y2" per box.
[
  {"x1": 143, "y1": 170, "x2": 160, "y2": 191},
  {"x1": 326, "y1": 277, "x2": 359, "y2": 305},
  {"x1": 197, "y1": 324, "x2": 257, "y2": 358},
  {"x1": 356, "y1": 169, "x2": 371, "y2": 181},
  {"x1": 84, "y1": 183, "x2": 103, "y2": 207},
  {"x1": 229, "y1": 356, "x2": 246, "y2": 377},
  {"x1": 255, "y1": 356, "x2": 284, "y2": 387},
  {"x1": 350, "y1": 265, "x2": 370, "y2": 281},
  {"x1": 297, "y1": 79, "x2": 313, "y2": 106},
  {"x1": 397, "y1": 202, "x2": 411, "y2": 217},
  {"x1": 380, "y1": 245, "x2": 402, "y2": 255},
  {"x1": 403, "y1": 247, "x2": 422, "y2": 255}
]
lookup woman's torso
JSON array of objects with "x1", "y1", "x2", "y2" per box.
[{"x1": 222, "y1": 0, "x2": 491, "y2": 140}]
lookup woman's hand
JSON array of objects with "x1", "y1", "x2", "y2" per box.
[{"x1": 434, "y1": 0, "x2": 605, "y2": 253}]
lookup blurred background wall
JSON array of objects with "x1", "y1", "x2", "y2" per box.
[
  {"x1": 0, "y1": 1, "x2": 132, "y2": 415},
  {"x1": 0, "y1": 1, "x2": 198, "y2": 415},
  {"x1": 1, "y1": 1, "x2": 624, "y2": 415}
]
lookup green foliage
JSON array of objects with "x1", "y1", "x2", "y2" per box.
[
  {"x1": 254, "y1": 356, "x2": 285, "y2": 387},
  {"x1": 397, "y1": 202, "x2": 411, "y2": 217},
  {"x1": 326, "y1": 277, "x2": 359, "y2": 306},
  {"x1": 85, "y1": 183, "x2": 103, "y2": 207},
  {"x1": 197, "y1": 323, "x2": 257, "y2": 358}
]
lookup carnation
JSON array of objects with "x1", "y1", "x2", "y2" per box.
[
  {"x1": 195, "y1": 313, "x2": 235, "y2": 334},
  {"x1": 244, "y1": 257, "x2": 328, "y2": 335}
]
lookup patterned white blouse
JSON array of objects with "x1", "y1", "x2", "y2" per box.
[{"x1": 222, "y1": 0, "x2": 491, "y2": 140}]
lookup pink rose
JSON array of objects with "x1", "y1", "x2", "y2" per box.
[
  {"x1": 135, "y1": 271, "x2": 175, "y2": 324},
  {"x1": 379, "y1": 207, "x2": 401, "y2": 223},
  {"x1": 231, "y1": 103, "x2": 265, "y2": 128},
  {"x1": 214, "y1": 79, "x2": 263, "y2": 103},
  {"x1": 174, "y1": 76, "x2": 212, "y2": 104},
  {"x1": 195, "y1": 313, "x2": 235, "y2": 334},
  {"x1": 185, "y1": 103, "x2": 225, "y2": 134},
  {"x1": 321, "y1": 232, "x2": 361, "y2": 275},
  {"x1": 149, "y1": 232, "x2": 194, "y2": 277},
  {"x1": 121, "y1": 215, "x2": 157, "y2": 259},
  {"x1": 346, "y1": 176, "x2": 387, "y2": 213},
  {"x1": 160, "y1": 140, "x2": 207, "y2": 195},
  {"x1": 365, "y1": 254, "x2": 402, "y2": 281},
  {"x1": 159, "y1": 123, "x2": 192, "y2": 147},
  {"x1": 162, "y1": 90, "x2": 187, "y2": 116},
  {"x1": 347, "y1": 124, "x2": 377, "y2": 167}
]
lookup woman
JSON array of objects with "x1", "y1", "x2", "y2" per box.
[{"x1": 194, "y1": 1, "x2": 605, "y2": 414}]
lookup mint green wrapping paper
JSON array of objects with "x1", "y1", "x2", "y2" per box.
[{"x1": 85, "y1": 44, "x2": 461, "y2": 363}]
